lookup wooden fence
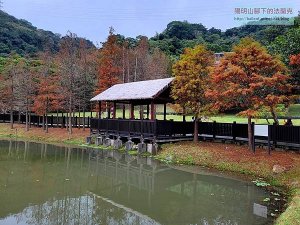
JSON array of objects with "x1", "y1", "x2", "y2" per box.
[
  {"x1": 89, "y1": 118, "x2": 300, "y2": 150},
  {"x1": 0, "y1": 113, "x2": 92, "y2": 128},
  {"x1": 0, "y1": 114, "x2": 299, "y2": 150}
]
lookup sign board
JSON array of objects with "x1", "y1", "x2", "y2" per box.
[
  {"x1": 255, "y1": 125, "x2": 268, "y2": 137},
  {"x1": 253, "y1": 203, "x2": 268, "y2": 218}
]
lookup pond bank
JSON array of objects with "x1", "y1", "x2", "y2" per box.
[
  {"x1": 0, "y1": 123, "x2": 299, "y2": 224},
  {"x1": 0, "y1": 123, "x2": 88, "y2": 146},
  {"x1": 156, "y1": 142, "x2": 300, "y2": 225}
]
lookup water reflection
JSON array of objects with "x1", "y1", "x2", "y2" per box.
[{"x1": 0, "y1": 140, "x2": 273, "y2": 225}]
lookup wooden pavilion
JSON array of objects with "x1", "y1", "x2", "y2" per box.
[{"x1": 90, "y1": 78, "x2": 194, "y2": 142}]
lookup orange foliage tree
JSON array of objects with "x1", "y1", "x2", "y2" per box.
[
  {"x1": 207, "y1": 38, "x2": 292, "y2": 151},
  {"x1": 32, "y1": 75, "x2": 62, "y2": 132},
  {"x1": 96, "y1": 27, "x2": 122, "y2": 95},
  {"x1": 95, "y1": 28, "x2": 122, "y2": 114},
  {"x1": 32, "y1": 49, "x2": 63, "y2": 133},
  {"x1": 172, "y1": 45, "x2": 214, "y2": 142}
]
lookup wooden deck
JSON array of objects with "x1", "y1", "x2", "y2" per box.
[
  {"x1": 90, "y1": 118, "x2": 300, "y2": 150},
  {"x1": 90, "y1": 118, "x2": 194, "y2": 142}
]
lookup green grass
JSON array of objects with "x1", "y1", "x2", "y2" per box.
[
  {"x1": 287, "y1": 104, "x2": 300, "y2": 117},
  {"x1": 276, "y1": 189, "x2": 300, "y2": 225}
]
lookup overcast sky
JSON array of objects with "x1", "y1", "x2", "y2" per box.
[{"x1": 3, "y1": 0, "x2": 300, "y2": 45}]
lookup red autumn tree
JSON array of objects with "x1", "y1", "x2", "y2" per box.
[
  {"x1": 96, "y1": 27, "x2": 122, "y2": 95},
  {"x1": 32, "y1": 75, "x2": 62, "y2": 133},
  {"x1": 207, "y1": 38, "x2": 292, "y2": 151},
  {"x1": 172, "y1": 45, "x2": 215, "y2": 142},
  {"x1": 32, "y1": 49, "x2": 63, "y2": 133}
]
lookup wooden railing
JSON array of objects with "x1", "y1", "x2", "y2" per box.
[
  {"x1": 90, "y1": 118, "x2": 300, "y2": 150},
  {"x1": 269, "y1": 125, "x2": 300, "y2": 145},
  {"x1": 1, "y1": 114, "x2": 299, "y2": 150},
  {"x1": 0, "y1": 113, "x2": 92, "y2": 128}
]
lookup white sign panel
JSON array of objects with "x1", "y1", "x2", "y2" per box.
[
  {"x1": 253, "y1": 203, "x2": 268, "y2": 218},
  {"x1": 255, "y1": 125, "x2": 268, "y2": 137}
]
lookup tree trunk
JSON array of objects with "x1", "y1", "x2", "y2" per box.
[
  {"x1": 45, "y1": 109, "x2": 48, "y2": 133},
  {"x1": 69, "y1": 110, "x2": 72, "y2": 134},
  {"x1": 29, "y1": 111, "x2": 31, "y2": 128},
  {"x1": 134, "y1": 55, "x2": 138, "y2": 81},
  {"x1": 45, "y1": 98, "x2": 48, "y2": 133},
  {"x1": 45, "y1": 115, "x2": 48, "y2": 133},
  {"x1": 25, "y1": 110, "x2": 29, "y2": 131},
  {"x1": 18, "y1": 111, "x2": 21, "y2": 124},
  {"x1": 122, "y1": 46, "x2": 125, "y2": 83},
  {"x1": 270, "y1": 107, "x2": 279, "y2": 125},
  {"x1": 42, "y1": 115, "x2": 45, "y2": 130},
  {"x1": 56, "y1": 111, "x2": 59, "y2": 128},
  {"x1": 10, "y1": 74, "x2": 14, "y2": 129},
  {"x1": 78, "y1": 108, "x2": 81, "y2": 129},
  {"x1": 193, "y1": 116, "x2": 199, "y2": 143},
  {"x1": 68, "y1": 96, "x2": 73, "y2": 135},
  {"x1": 61, "y1": 112, "x2": 64, "y2": 129},
  {"x1": 248, "y1": 116, "x2": 253, "y2": 151},
  {"x1": 25, "y1": 98, "x2": 29, "y2": 131},
  {"x1": 10, "y1": 108, "x2": 13, "y2": 129},
  {"x1": 127, "y1": 53, "x2": 130, "y2": 82},
  {"x1": 83, "y1": 111, "x2": 86, "y2": 131}
]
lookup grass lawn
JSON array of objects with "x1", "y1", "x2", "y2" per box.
[
  {"x1": 156, "y1": 142, "x2": 300, "y2": 225},
  {"x1": 287, "y1": 104, "x2": 300, "y2": 117}
]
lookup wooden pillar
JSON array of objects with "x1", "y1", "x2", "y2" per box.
[
  {"x1": 183, "y1": 107, "x2": 186, "y2": 122},
  {"x1": 113, "y1": 102, "x2": 116, "y2": 119},
  {"x1": 163, "y1": 103, "x2": 167, "y2": 121},
  {"x1": 130, "y1": 104, "x2": 134, "y2": 119},
  {"x1": 107, "y1": 102, "x2": 111, "y2": 119},
  {"x1": 98, "y1": 101, "x2": 101, "y2": 119},
  {"x1": 140, "y1": 105, "x2": 144, "y2": 120},
  {"x1": 122, "y1": 104, "x2": 126, "y2": 119},
  {"x1": 150, "y1": 102, "x2": 156, "y2": 120},
  {"x1": 146, "y1": 104, "x2": 150, "y2": 119}
]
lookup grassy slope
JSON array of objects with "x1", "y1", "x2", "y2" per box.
[{"x1": 156, "y1": 142, "x2": 300, "y2": 225}]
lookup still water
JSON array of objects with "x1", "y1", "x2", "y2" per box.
[{"x1": 0, "y1": 139, "x2": 275, "y2": 225}]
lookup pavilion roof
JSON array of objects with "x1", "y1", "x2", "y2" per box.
[{"x1": 90, "y1": 78, "x2": 174, "y2": 102}]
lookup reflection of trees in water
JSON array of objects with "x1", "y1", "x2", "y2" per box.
[
  {"x1": 13, "y1": 195, "x2": 94, "y2": 225},
  {"x1": 11, "y1": 194, "x2": 160, "y2": 225}
]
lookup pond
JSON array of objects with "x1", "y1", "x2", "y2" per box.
[{"x1": 0, "y1": 139, "x2": 279, "y2": 225}]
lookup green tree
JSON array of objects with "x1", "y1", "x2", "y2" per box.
[{"x1": 271, "y1": 28, "x2": 300, "y2": 64}]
